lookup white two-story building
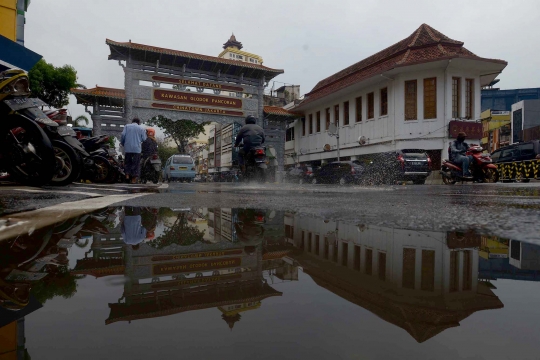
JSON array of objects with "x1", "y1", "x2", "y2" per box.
[{"x1": 290, "y1": 24, "x2": 507, "y2": 169}]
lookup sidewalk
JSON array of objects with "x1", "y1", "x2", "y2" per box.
[{"x1": 425, "y1": 172, "x2": 443, "y2": 185}]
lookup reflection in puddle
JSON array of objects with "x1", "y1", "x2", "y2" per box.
[{"x1": 0, "y1": 207, "x2": 539, "y2": 357}]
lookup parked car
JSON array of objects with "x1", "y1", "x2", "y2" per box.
[
  {"x1": 286, "y1": 165, "x2": 315, "y2": 184},
  {"x1": 491, "y1": 140, "x2": 540, "y2": 182},
  {"x1": 362, "y1": 149, "x2": 432, "y2": 185},
  {"x1": 311, "y1": 161, "x2": 365, "y2": 185},
  {"x1": 163, "y1": 155, "x2": 196, "y2": 182}
]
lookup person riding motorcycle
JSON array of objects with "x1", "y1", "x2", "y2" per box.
[
  {"x1": 234, "y1": 115, "x2": 265, "y2": 173},
  {"x1": 141, "y1": 128, "x2": 158, "y2": 178},
  {"x1": 450, "y1": 131, "x2": 473, "y2": 179}
]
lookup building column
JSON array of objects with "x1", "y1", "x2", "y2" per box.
[{"x1": 91, "y1": 113, "x2": 102, "y2": 136}]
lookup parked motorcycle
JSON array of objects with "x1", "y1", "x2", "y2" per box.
[
  {"x1": 79, "y1": 135, "x2": 122, "y2": 183},
  {"x1": 440, "y1": 144, "x2": 499, "y2": 185},
  {"x1": 140, "y1": 153, "x2": 161, "y2": 184},
  {"x1": 0, "y1": 70, "x2": 57, "y2": 187},
  {"x1": 44, "y1": 109, "x2": 88, "y2": 186},
  {"x1": 238, "y1": 145, "x2": 267, "y2": 182}
]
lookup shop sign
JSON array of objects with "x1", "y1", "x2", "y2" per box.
[
  {"x1": 150, "y1": 273, "x2": 242, "y2": 289},
  {"x1": 153, "y1": 89, "x2": 242, "y2": 109},
  {"x1": 151, "y1": 75, "x2": 244, "y2": 92},
  {"x1": 152, "y1": 257, "x2": 241, "y2": 275},
  {"x1": 151, "y1": 103, "x2": 244, "y2": 117},
  {"x1": 449, "y1": 120, "x2": 483, "y2": 139},
  {"x1": 152, "y1": 249, "x2": 243, "y2": 262}
]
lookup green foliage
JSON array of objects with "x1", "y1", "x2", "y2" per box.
[
  {"x1": 30, "y1": 265, "x2": 85, "y2": 304},
  {"x1": 28, "y1": 59, "x2": 81, "y2": 108},
  {"x1": 147, "y1": 115, "x2": 207, "y2": 153},
  {"x1": 156, "y1": 139, "x2": 178, "y2": 164},
  {"x1": 147, "y1": 212, "x2": 205, "y2": 249}
]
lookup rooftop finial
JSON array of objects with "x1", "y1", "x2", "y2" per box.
[{"x1": 223, "y1": 33, "x2": 242, "y2": 50}]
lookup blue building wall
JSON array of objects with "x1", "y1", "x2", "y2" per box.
[{"x1": 481, "y1": 87, "x2": 540, "y2": 112}]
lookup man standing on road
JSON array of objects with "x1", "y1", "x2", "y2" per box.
[
  {"x1": 450, "y1": 131, "x2": 473, "y2": 179},
  {"x1": 121, "y1": 118, "x2": 147, "y2": 183}
]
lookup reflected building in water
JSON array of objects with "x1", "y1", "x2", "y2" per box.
[
  {"x1": 284, "y1": 213, "x2": 504, "y2": 342},
  {"x1": 7, "y1": 206, "x2": 540, "y2": 349},
  {"x1": 72, "y1": 207, "x2": 295, "y2": 328}
]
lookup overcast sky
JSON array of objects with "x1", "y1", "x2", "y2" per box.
[{"x1": 25, "y1": 0, "x2": 540, "y2": 121}]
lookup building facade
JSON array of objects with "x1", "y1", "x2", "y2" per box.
[
  {"x1": 290, "y1": 24, "x2": 507, "y2": 169},
  {"x1": 480, "y1": 109, "x2": 510, "y2": 151},
  {"x1": 511, "y1": 99, "x2": 540, "y2": 144},
  {"x1": 481, "y1": 87, "x2": 540, "y2": 112},
  {"x1": 0, "y1": 0, "x2": 30, "y2": 46}
]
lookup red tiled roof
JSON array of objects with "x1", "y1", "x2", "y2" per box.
[
  {"x1": 71, "y1": 86, "x2": 125, "y2": 99},
  {"x1": 263, "y1": 106, "x2": 302, "y2": 117},
  {"x1": 106, "y1": 39, "x2": 283, "y2": 75},
  {"x1": 298, "y1": 24, "x2": 507, "y2": 108}
]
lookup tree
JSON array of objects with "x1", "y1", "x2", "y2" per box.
[
  {"x1": 30, "y1": 265, "x2": 85, "y2": 304},
  {"x1": 147, "y1": 115, "x2": 206, "y2": 153},
  {"x1": 147, "y1": 211, "x2": 205, "y2": 249},
  {"x1": 28, "y1": 59, "x2": 83, "y2": 108},
  {"x1": 156, "y1": 138, "x2": 178, "y2": 164}
]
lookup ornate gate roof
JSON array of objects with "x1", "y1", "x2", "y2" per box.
[{"x1": 106, "y1": 39, "x2": 284, "y2": 80}]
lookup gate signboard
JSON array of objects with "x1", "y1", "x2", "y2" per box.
[{"x1": 106, "y1": 39, "x2": 283, "y2": 127}]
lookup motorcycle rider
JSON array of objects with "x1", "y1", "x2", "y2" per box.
[
  {"x1": 141, "y1": 127, "x2": 158, "y2": 179},
  {"x1": 450, "y1": 131, "x2": 473, "y2": 179},
  {"x1": 234, "y1": 115, "x2": 265, "y2": 173}
]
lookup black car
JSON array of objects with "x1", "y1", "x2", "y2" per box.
[
  {"x1": 286, "y1": 165, "x2": 314, "y2": 184},
  {"x1": 491, "y1": 140, "x2": 540, "y2": 182},
  {"x1": 312, "y1": 161, "x2": 365, "y2": 185},
  {"x1": 362, "y1": 149, "x2": 432, "y2": 185}
]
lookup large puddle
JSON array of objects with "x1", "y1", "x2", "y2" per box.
[{"x1": 1, "y1": 206, "x2": 539, "y2": 359}]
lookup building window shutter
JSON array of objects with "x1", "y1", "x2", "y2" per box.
[
  {"x1": 355, "y1": 97, "x2": 362, "y2": 122},
  {"x1": 367, "y1": 92, "x2": 374, "y2": 119},
  {"x1": 423, "y1": 78, "x2": 437, "y2": 119},
  {"x1": 380, "y1": 88, "x2": 388, "y2": 116},
  {"x1": 405, "y1": 80, "x2": 417, "y2": 121}
]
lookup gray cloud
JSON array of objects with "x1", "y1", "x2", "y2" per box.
[{"x1": 25, "y1": 0, "x2": 540, "y2": 121}]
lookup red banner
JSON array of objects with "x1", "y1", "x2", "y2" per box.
[
  {"x1": 152, "y1": 257, "x2": 242, "y2": 275},
  {"x1": 152, "y1": 249, "x2": 243, "y2": 262},
  {"x1": 153, "y1": 89, "x2": 242, "y2": 109},
  {"x1": 448, "y1": 120, "x2": 483, "y2": 139},
  {"x1": 151, "y1": 102, "x2": 244, "y2": 117},
  {"x1": 151, "y1": 76, "x2": 244, "y2": 92}
]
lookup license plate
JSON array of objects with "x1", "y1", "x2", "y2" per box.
[
  {"x1": 409, "y1": 161, "x2": 423, "y2": 166},
  {"x1": 3, "y1": 97, "x2": 47, "y2": 111},
  {"x1": 179, "y1": 167, "x2": 187, "y2": 170},
  {"x1": 57, "y1": 125, "x2": 76, "y2": 136}
]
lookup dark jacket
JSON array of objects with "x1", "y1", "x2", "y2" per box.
[
  {"x1": 141, "y1": 138, "x2": 158, "y2": 158},
  {"x1": 235, "y1": 124, "x2": 265, "y2": 151},
  {"x1": 450, "y1": 140, "x2": 469, "y2": 161}
]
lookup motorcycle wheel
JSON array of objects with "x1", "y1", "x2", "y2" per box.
[
  {"x1": 0, "y1": 115, "x2": 56, "y2": 187},
  {"x1": 92, "y1": 156, "x2": 112, "y2": 183},
  {"x1": 152, "y1": 172, "x2": 159, "y2": 184},
  {"x1": 49, "y1": 140, "x2": 81, "y2": 186},
  {"x1": 484, "y1": 168, "x2": 499, "y2": 183},
  {"x1": 442, "y1": 175, "x2": 456, "y2": 185}
]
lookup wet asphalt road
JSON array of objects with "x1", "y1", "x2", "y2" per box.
[
  {"x1": 1, "y1": 181, "x2": 539, "y2": 241},
  {"x1": 120, "y1": 181, "x2": 540, "y2": 241}
]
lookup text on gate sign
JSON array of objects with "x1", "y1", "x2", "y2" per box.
[
  {"x1": 152, "y1": 257, "x2": 242, "y2": 275},
  {"x1": 151, "y1": 249, "x2": 243, "y2": 262},
  {"x1": 153, "y1": 89, "x2": 243, "y2": 109},
  {"x1": 151, "y1": 75, "x2": 244, "y2": 92}
]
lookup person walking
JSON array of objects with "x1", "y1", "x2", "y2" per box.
[{"x1": 120, "y1": 118, "x2": 147, "y2": 183}]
